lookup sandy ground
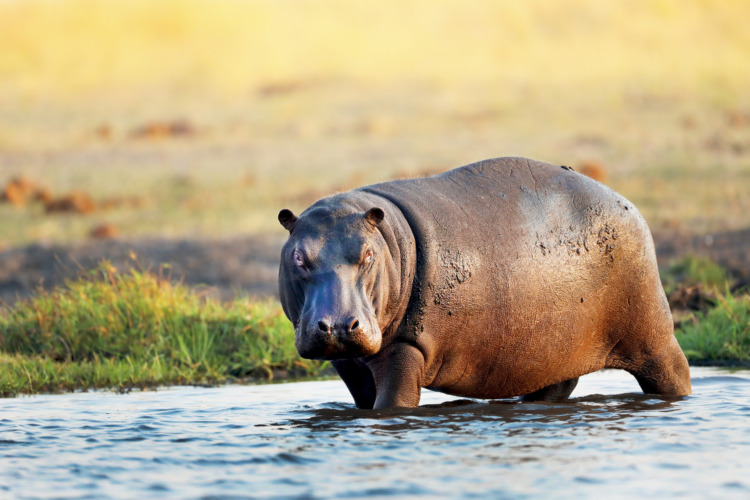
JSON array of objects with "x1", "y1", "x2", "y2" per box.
[{"x1": 1, "y1": 228, "x2": 748, "y2": 307}]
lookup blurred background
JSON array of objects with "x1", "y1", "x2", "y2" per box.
[{"x1": 1, "y1": 0, "x2": 749, "y2": 302}]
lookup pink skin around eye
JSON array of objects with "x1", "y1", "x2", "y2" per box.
[
  {"x1": 293, "y1": 250, "x2": 304, "y2": 267},
  {"x1": 364, "y1": 250, "x2": 373, "y2": 263}
]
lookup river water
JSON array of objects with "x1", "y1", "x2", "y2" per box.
[{"x1": 1, "y1": 367, "x2": 749, "y2": 499}]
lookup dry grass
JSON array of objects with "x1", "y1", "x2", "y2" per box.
[
  {"x1": 1, "y1": 0, "x2": 749, "y2": 245},
  {"x1": 3, "y1": 0, "x2": 749, "y2": 96}
]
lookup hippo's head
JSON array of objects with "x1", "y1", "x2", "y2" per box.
[{"x1": 277, "y1": 199, "x2": 398, "y2": 360}]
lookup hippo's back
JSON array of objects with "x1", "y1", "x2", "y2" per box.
[{"x1": 361, "y1": 157, "x2": 643, "y2": 271}]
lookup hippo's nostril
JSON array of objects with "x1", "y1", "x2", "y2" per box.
[
  {"x1": 318, "y1": 320, "x2": 331, "y2": 333},
  {"x1": 349, "y1": 318, "x2": 360, "y2": 332}
]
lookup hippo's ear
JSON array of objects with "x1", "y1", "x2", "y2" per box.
[
  {"x1": 364, "y1": 207, "x2": 385, "y2": 229},
  {"x1": 278, "y1": 209, "x2": 298, "y2": 231}
]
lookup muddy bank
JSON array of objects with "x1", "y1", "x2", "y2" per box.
[
  {"x1": 0, "y1": 235, "x2": 285, "y2": 306},
  {"x1": 1, "y1": 228, "x2": 749, "y2": 306},
  {"x1": 654, "y1": 227, "x2": 750, "y2": 284}
]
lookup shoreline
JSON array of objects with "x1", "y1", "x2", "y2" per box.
[{"x1": 4, "y1": 363, "x2": 746, "y2": 399}]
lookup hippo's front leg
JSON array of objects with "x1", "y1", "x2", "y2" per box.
[
  {"x1": 368, "y1": 343, "x2": 425, "y2": 409},
  {"x1": 331, "y1": 359, "x2": 377, "y2": 409}
]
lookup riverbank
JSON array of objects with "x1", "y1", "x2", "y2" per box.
[
  {"x1": 1, "y1": 257, "x2": 748, "y2": 397},
  {"x1": 0, "y1": 263, "x2": 326, "y2": 397}
]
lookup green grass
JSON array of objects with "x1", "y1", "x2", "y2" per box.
[
  {"x1": 661, "y1": 255, "x2": 733, "y2": 294},
  {"x1": 665, "y1": 256, "x2": 750, "y2": 364},
  {"x1": 676, "y1": 291, "x2": 750, "y2": 363},
  {"x1": 0, "y1": 263, "x2": 325, "y2": 397}
]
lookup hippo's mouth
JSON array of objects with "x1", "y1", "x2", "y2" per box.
[{"x1": 294, "y1": 323, "x2": 382, "y2": 360}]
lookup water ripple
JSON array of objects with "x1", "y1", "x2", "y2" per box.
[{"x1": 0, "y1": 368, "x2": 749, "y2": 499}]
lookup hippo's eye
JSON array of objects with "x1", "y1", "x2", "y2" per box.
[
  {"x1": 293, "y1": 249, "x2": 305, "y2": 268},
  {"x1": 363, "y1": 249, "x2": 374, "y2": 264}
]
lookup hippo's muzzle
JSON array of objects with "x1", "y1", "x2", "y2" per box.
[
  {"x1": 292, "y1": 267, "x2": 384, "y2": 359},
  {"x1": 295, "y1": 311, "x2": 382, "y2": 360}
]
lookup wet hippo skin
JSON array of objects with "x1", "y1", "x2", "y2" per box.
[{"x1": 277, "y1": 157, "x2": 691, "y2": 409}]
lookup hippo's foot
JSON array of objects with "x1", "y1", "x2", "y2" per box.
[
  {"x1": 629, "y1": 337, "x2": 692, "y2": 396},
  {"x1": 521, "y1": 377, "x2": 579, "y2": 402}
]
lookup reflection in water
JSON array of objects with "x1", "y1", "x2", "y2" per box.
[
  {"x1": 290, "y1": 393, "x2": 682, "y2": 433},
  {"x1": 0, "y1": 369, "x2": 749, "y2": 499}
]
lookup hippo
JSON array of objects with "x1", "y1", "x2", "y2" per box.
[{"x1": 277, "y1": 157, "x2": 691, "y2": 409}]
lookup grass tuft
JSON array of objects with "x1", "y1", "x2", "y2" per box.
[
  {"x1": 676, "y1": 291, "x2": 750, "y2": 363},
  {"x1": 0, "y1": 263, "x2": 325, "y2": 397},
  {"x1": 661, "y1": 255, "x2": 732, "y2": 294}
]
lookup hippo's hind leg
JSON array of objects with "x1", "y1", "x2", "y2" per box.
[
  {"x1": 521, "y1": 377, "x2": 579, "y2": 402},
  {"x1": 629, "y1": 336, "x2": 692, "y2": 396}
]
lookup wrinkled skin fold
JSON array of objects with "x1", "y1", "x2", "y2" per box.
[{"x1": 278, "y1": 157, "x2": 691, "y2": 409}]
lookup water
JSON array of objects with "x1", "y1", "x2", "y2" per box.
[{"x1": 1, "y1": 367, "x2": 749, "y2": 499}]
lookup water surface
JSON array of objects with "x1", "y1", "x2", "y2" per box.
[{"x1": 1, "y1": 368, "x2": 749, "y2": 499}]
